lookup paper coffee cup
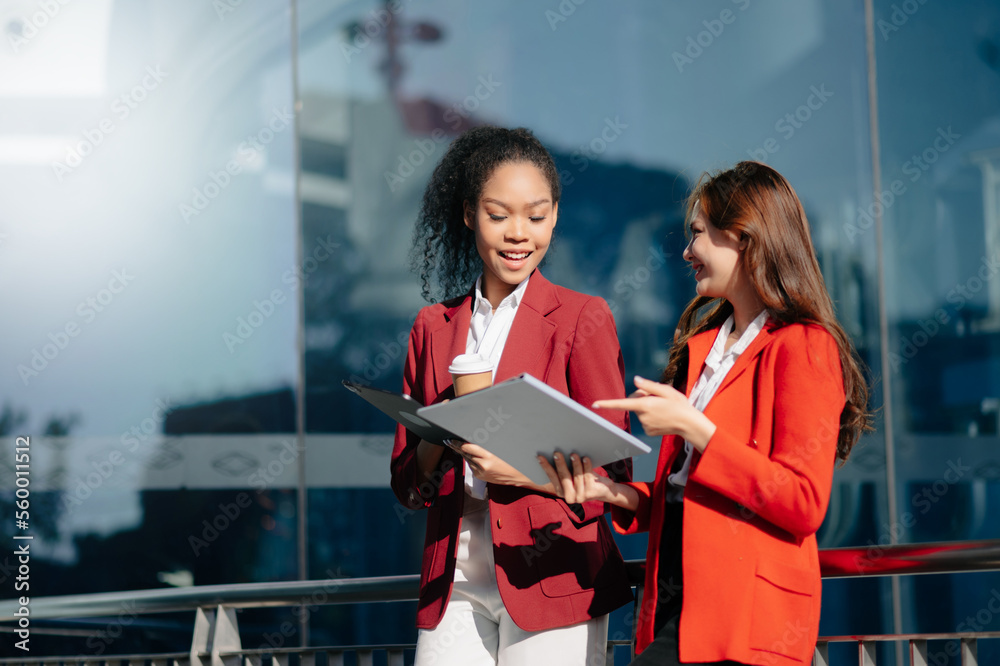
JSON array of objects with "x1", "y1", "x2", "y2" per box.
[{"x1": 449, "y1": 353, "x2": 494, "y2": 396}]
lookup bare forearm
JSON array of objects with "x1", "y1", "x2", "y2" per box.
[
  {"x1": 604, "y1": 480, "x2": 640, "y2": 512},
  {"x1": 684, "y1": 411, "x2": 717, "y2": 453}
]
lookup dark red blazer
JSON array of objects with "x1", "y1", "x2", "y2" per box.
[
  {"x1": 391, "y1": 270, "x2": 634, "y2": 631},
  {"x1": 613, "y1": 322, "x2": 845, "y2": 665}
]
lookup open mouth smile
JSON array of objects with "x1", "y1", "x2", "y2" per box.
[{"x1": 498, "y1": 250, "x2": 533, "y2": 269}]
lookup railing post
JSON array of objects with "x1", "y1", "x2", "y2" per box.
[
  {"x1": 910, "y1": 639, "x2": 928, "y2": 666},
  {"x1": 859, "y1": 640, "x2": 876, "y2": 666},
  {"x1": 189, "y1": 605, "x2": 242, "y2": 666},
  {"x1": 813, "y1": 640, "x2": 829, "y2": 666},
  {"x1": 961, "y1": 638, "x2": 978, "y2": 666},
  {"x1": 211, "y1": 606, "x2": 242, "y2": 666},
  {"x1": 630, "y1": 586, "x2": 642, "y2": 662},
  {"x1": 191, "y1": 607, "x2": 216, "y2": 666}
]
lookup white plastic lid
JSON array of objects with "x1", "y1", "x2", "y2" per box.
[{"x1": 448, "y1": 353, "x2": 494, "y2": 375}]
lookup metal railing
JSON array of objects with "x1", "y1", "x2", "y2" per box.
[{"x1": 2, "y1": 539, "x2": 1000, "y2": 666}]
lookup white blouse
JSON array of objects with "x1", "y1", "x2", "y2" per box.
[
  {"x1": 462, "y1": 274, "x2": 531, "y2": 499},
  {"x1": 665, "y1": 309, "x2": 769, "y2": 502}
]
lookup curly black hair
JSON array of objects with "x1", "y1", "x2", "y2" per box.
[{"x1": 410, "y1": 126, "x2": 561, "y2": 302}]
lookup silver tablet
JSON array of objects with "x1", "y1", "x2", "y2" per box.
[{"x1": 416, "y1": 373, "x2": 650, "y2": 485}]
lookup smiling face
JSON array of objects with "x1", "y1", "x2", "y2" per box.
[
  {"x1": 683, "y1": 203, "x2": 745, "y2": 301},
  {"x1": 464, "y1": 161, "x2": 557, "y2": 308}
]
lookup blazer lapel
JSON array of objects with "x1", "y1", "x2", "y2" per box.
[
  {"x1": 495, "y1": 271, "x2": 560, "y2": 383},
  {"x1": 712, "y1": 321, "x2": 776, "y2": 397},
  {"x1": 685, "y1": 329, "x2": 716, "y2": 394},
  {"x1": 427, "y1": 294, "x2": 474, "y2": 397}
]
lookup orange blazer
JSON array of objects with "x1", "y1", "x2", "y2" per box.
[
  {"x1": 390, "y1": 270, "x2": 634, "y2": 631},
  {"x1": 613, "y1": 322, "x2": 845, "y2": 665}
]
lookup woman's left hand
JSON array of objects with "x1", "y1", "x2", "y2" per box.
[
  {"x1": 593, "y1": 376, "x2": 716, "y2": 452},
  {"x1": 446, "y1": 440, "x2": 556, "y2": 493}
]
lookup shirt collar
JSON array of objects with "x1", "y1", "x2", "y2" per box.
[
  {"x1": 705, "y1": 310, "x2": 769, "y2": 369},
  {"x1": 472, "y1": 273, "x2": 531, "y2": 314}
]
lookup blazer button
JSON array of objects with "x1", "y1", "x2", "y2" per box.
[{"x1": 496, "y1": 517, "x2": 503, "y2": 529}]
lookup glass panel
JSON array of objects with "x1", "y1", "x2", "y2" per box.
[
  {"x1": 298, "y1": 0, "x2": 887, "y2": 647},
  {"x1": 0, "y1": 2, "x2": 298, "y2": 654},
  {"x1": 875, "y1": 0, "x2": 1000, "y2": 658}
]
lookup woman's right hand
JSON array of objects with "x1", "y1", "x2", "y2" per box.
[{"x1": 538, "y1": 453, "x2": 638, "y2": 510}]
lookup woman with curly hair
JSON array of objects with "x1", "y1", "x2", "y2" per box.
[
  {"x1": 542, "y1": 161, "x2": 873, "y2": 665},
  {"x1": 390, "y1": 126, "x2": 634, "y2": 665}
]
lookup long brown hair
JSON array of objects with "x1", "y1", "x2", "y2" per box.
[{"x1": 662, "y1": 161, "x2": 872, "y2": 461}]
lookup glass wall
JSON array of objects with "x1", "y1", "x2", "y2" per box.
[
  {"x1": 0, "y1": 1, "x2": 301, "y2": 655},
  {"x1": 0, "y1": 0, "x2": 998, "y2": 662},
  {"x1": 874, "y1": 0, "x2": 1000, "y2": 661}
]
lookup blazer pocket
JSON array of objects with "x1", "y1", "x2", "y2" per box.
[
  {"x1": 526, "y1": 501, "x2": 605, "y2": 598},
  {"x1": 748, "y1": 559, "x2": 818, "y2": 662}
]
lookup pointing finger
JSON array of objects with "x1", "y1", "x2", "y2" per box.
[{"x1": 592, "y1": 397, "x2": 648, "y2": 412}]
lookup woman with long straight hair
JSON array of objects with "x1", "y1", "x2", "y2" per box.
[{"x1": 541, "y1": 161, "x2": 872, "y2": 665}]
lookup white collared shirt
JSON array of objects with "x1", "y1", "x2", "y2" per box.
[
  {"x1": 463, "y1": 274, "x2": 531, "y2": 498},
  {"x1": 666, "y1": 309, "x2": 769, "y2": 502}
]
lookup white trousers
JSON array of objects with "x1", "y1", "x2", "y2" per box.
[{"x1": 414, "y1": 500, "x2": 608, "y2": 666}]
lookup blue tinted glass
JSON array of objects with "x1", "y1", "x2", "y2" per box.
[
  {"x1": 874, "y1": 0, "x2": 1000, "y2": 655},
  {"x1": 298, "y1": 0, "x2": 889, "y2": 648},
  {"x1": 0, "y1": 3, "x2": 299, "y2": 654}
]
